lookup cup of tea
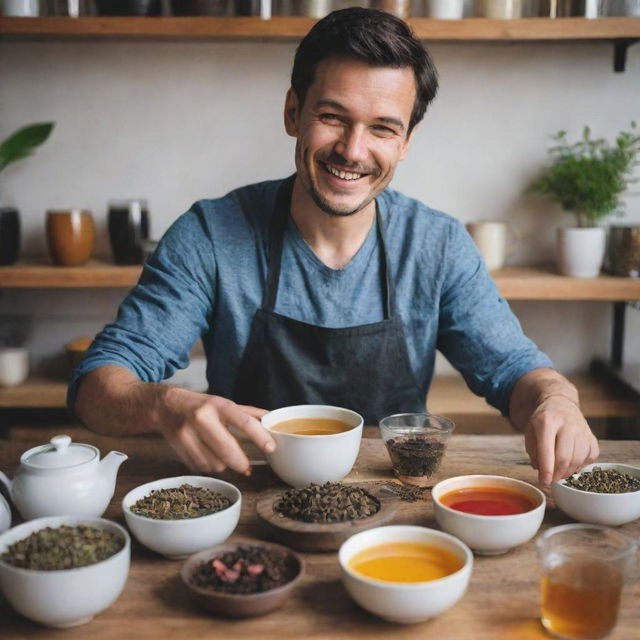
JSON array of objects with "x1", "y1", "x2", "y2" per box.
[
  {"x1": 0, "y1": 207, "x2": 21, "y2": 266},
  {"x1": 46, "y1": 209, "x2": 95, "y2": 267},
  {"x1": 107, "y1": 199, "x2": 150, "y2": 265},
  {"x1": 261, "y1": 405, "x2": 363, "y2": 488},
  {"x1": 537, "y1": 523, "x2": 637, "y2": 640}
]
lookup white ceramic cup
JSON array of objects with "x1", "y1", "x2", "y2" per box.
[
  {"x1": 261, "y1": 405, "x2": 363, "y2": 488},
  {"x1": 465, "y1": 221, "x2": 514, "y2": 271},
  {"x1": 424, "y1": 0, "x2": 464, "y2": 18},
  {"x1": 1, "y1": 0, "x2": 39, "y2": 16},
  {"x1": 0, "y1": 347, "x2": 29, "y2": 387}
]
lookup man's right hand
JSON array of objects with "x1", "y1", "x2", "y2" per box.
[
  {"x1": 74, "y1": 365, "x2": 275, "y2": 477},
  {"x1": 159, "y1": 387, "x2": 275, "y2": 476}
]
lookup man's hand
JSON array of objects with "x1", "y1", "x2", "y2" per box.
[
  {"x1": 510, "y1": 368, "x2": 599, "y2": 488},
  {"x1": 160, "y1": 387, "x2": 275, "y2": 476},
  {"x1": 74, "y1": 365, "x2": 276, "y2": 477}
]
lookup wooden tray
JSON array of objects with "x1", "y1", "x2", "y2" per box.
[{"x1": 256, "y1": 485, "x2": 399, "y2": 552}]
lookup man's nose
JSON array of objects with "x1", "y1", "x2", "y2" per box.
[{"x1": 335, "y1": 125, "x2": 368, "y2": 165}]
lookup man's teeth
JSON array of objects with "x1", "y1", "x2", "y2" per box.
[{"x1": 326, "y1": 165, "x2": 363, "y2": 181}]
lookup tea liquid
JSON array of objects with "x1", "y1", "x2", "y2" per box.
[
  {"x1": 271, "y1": 418, "x2": 352, "y2": 436},
  {"x1": 541, "y1": 560, "x2": 623, "y2": 640},
  {"x1": 440, "y1": 486, "x2": 535, "y2": 515},
  {"x1": 348, "y1": 541, "x2": 463, "y2": 583}
]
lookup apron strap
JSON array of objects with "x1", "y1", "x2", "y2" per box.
[{"x1": 263, "y1": 175, "x2": 395, "y2": 320}]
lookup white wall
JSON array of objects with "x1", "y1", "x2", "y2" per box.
[{"x1": 1, "y1": 37, "x2": 639, "y2": 378}]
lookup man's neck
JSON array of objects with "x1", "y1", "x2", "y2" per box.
[{"x1": 289, "y1": 179, "x2": 376, "y2": 270}]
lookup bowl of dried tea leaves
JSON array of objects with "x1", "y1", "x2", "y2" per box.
[
  {"x1": 180, "y1": 537, "x2": 304, "y2": 618},
  {"x1": 552, "y1": 463, "x2": 640, "y2": 526}
]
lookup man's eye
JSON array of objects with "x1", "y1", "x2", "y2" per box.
[
  {"x1": 372, "y1": 125, "x2": 396, "y2": 136},
  {"x1": 320, "y1": 113, "x2": 341, "y2": 122}
]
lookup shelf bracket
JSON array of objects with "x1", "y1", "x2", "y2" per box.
[{"x1": 613, "y1": 38, "x2": 639, "y2": 73}]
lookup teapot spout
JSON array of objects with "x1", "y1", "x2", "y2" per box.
[{"x1": 99, "y1": 451, "x2": 128, "y2": 486}]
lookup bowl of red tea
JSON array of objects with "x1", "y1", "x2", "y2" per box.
[
  {"x1": 432, "y1": 475, "x2": 546, "y2": 555},
  {"x1": 180, "y1": 538, "x2": 304, "y2": 618},
  {"x1": 261, "y1": 405, "x2": 363, "y2": 488},
  {"x1": 338, "y1": 524, "x2": 473, "y2": 623},
  {"x1": 551, "y1": 462, "x2": 640, "y2": 526}
]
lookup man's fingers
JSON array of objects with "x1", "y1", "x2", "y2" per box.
[
  {"x1": 237, "y1": 404, "x2": 269, "y2": 419},
  {"x1": 223, "y1": 402, "x2": 276, "y2": 454},
  {"x1": 536, "y1": 424, "x2": 556, "y2": 488},
  {"x1": 193, "y1": 403, "x2": 252, "y2": 475},
  {"x1": 172, "y1": 426, "x2": 225, "y2": 473}
]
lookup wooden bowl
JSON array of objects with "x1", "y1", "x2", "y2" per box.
[
  {"x1": 256, "y1": 485, "x2": 399, "y2": 552},
  {"x1": 180, "y1": 538, "x2": 303, "y2": 618}
]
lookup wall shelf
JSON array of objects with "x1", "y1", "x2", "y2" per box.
[
  {"x1": 0, "y1": 17, "x2": 639, "y2": 41},
  {"x1": 2, "y1": 261, "x2": 640, "y2": 298}
]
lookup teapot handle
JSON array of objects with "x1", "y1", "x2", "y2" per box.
[{"x1": 0, "y1": 471, "x2": 12, "y2": 495}]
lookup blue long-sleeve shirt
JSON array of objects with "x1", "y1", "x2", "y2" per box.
[{"x1": 68, "y1": 177, "x2": 553, "y2": 416}]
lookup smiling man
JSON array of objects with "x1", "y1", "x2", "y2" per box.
[{"x1": 70, "y1": 8, "x2": 598, "y2": 488}]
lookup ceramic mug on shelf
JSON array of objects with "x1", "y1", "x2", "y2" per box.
[
  {"x1": 107, "y1": 199, "x2": 150, "y2": 265},
  {"x1": 465, "y1": 221, "x2": 517, "y2": 272},
  {"x1": 476, "y1": 0, "x2": 523, "y2": 17},
  {"x1": 0, "y1": 208, "x2": 20, "y2": 266},
  {"x1": 424, "y1": 0, "x2": 465, "y2": 18},
  {"x1": 46, "y1": 209, "x2": 95, "y2": 267},
  {"x1": 0, "y1": 0, "x2": 39, "y2": 16},
  {"x1": 0, "y1": 347, "x2": 29, "y2": 388}
]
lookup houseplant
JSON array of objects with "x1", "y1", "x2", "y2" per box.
[
  {"x1": 529, "y1": 123, "x2": 640, "y2": 278},
  {"x1": 0, "y1": 122, "x2": 54, "y2": 265}
]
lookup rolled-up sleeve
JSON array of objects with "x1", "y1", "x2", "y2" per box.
[
  {"x1": 67, "y1": 206, "x2": 216, "y2": 413},
  {"x1": 436, "y1": 220, "x2": 553, "y2": 416}
]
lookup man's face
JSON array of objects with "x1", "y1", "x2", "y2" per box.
[{"x1": 284, "y1": 57, "x2": 417, "y2": 217}]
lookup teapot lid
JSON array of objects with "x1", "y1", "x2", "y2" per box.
[{"x1": 22, "y1": 435, "x2": 97, "y2": 469}]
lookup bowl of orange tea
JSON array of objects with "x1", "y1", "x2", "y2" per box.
[
  {"x1": 338, "y1": 525, "x2": 472, "y2": 624},
  {"x1": 261, "y1": 405, "x2": 363, "y2": 488},
  {"x1": 432, "y1": 475, "x2": 545, "y2": 555}
]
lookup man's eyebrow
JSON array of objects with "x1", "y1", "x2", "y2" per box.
[{"x1": 314, "y1": 99, "x2": 406, "y2": 132}]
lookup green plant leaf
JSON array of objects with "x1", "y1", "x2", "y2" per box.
[{"x1": 0, "y1": 122, "x2": 55, "y2": 172}]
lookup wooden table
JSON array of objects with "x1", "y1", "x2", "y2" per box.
[{"x1": 1, "y1": 426, "x2": 639, "y2": 640}]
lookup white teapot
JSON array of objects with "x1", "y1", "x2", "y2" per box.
[{"x1": 0, "y1": 434, "x2": 128, "y2": 520}]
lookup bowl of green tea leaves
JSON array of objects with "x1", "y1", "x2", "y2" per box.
[
  {"x1": 122, "y1": 476, "x2": 241, "y2": 559},
  {"x1": 180, "y1": 537, "x2": 304, "y2": 618},
  {"x1": 552, "y1": 463, "x2": 640, "y2": 526},
  {"x1": 0, "y1": 516, "x2": 130, "y2": 628}
]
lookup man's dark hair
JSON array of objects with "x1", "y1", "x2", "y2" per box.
[{"x1": 291, "y1": 7, "x2": 438, "y2": 135}]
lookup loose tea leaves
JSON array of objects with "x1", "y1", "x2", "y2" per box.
[
  {"x1": 273, "y1": 482, "x2": 380, "y2": 523},
  {"x1": 1, "y1": 525, "x2": 124, "y2": 571},
  {"x1": 190, "y1": 545, "x2": 299, "y2": 595},
  {"x1": 385, "y1": 437, "x2": 445, "y2": 477},
  {"x1": 130, "y1": 483, "x2": 232, "y2": 519},
  {"x1": 564, "y1": 467, "x2": 640, "y2": 494},
  {"x1": 375, "y1": 481, "x2": 428, "y2": 502}
]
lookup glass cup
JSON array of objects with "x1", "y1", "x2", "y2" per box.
[
  {"x1": 537, "y1": 524, "x2": 637, "y2": 640},
  {"x1": 379, "y1": 413, "x2": 455, "y2": 486}
]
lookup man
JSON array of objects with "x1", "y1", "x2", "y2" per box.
[{"x1": 70, "y1": 8, "x2": 598, "y2": 488}]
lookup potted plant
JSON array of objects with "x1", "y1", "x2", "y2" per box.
[
  {"x1": 529, "y1": 123, "x2": 640, "y2": 278},
  {"x1": 0, "y1": 122, "x2": 54, "y2": 265}
]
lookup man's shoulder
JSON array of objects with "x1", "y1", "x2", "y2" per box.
[{"x1": 380, "y1": 187, "x2": 462, "y2": 234}]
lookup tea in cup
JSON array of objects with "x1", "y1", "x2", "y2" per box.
[
  {"x1": 261, "y1": 405, "x2": 363, "y2": 488},
  {"x1": 537, "y1": 524, "x2": 636, "y2": 640}
]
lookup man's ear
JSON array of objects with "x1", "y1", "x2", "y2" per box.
[
  {"x1": 284, "y1": 88, "x2": 300, "y2": 137},
  {"x1": 399, "y1": 122, "x2": 419, "y2": 162}
]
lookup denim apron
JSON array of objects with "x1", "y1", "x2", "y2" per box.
[{"x1": 231, "y1": 176, "x2": 424, "y2": 424}]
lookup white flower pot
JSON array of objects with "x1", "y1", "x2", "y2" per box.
[{"x1": 556, "y1": 227, "x2": 606, "y2": 278}]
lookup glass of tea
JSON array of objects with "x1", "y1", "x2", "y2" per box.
[
  {"x1": 537, "y1": 524, "x2": 637, "y2": 640},
  {"x1": 379, "y1": 413, "x2": 455, "y2": 486}
]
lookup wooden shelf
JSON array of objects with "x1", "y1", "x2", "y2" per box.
[
  {"x1": 0, "y1": 17, "x2": 639, "y2": 41},
  {"x1": 2, "y1": 261, "x2": 640, "y2": 298},
  {"x1": 0, "y1": 259, "x2": 140, "y2": 288},
  {"x1": 1, "y1": 372, "x2": 638, "y2": 415}
]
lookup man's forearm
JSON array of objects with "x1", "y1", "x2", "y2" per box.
[
  {"x1": 509, "y1": 367, "x2": 580, "y2": 431},
  {"x1": 74, "y1": 365, "x2": 171, "y2": 436}
]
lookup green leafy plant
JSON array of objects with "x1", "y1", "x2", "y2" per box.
[
  {"x1": 529, "y1": 123, "x2": 640, "y2": 228},
  {"x1": 0, "y1": 122, "x2": 55, "y2": 173}
]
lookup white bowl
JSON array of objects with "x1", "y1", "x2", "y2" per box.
[
  {"x1": 0, "y1": 515, "x2": 130, "y2": 628},
  {"x1": 122, "y1": 475, "x2": 241, "y2": 559},
  {"x1": 432, "y1": 475, "x2": 546, "y2": 555},
  {"x1": 262, "y1": 405, "x2": 363, "y2": 488},
  {"x1": 551, "y1": 462, "x2": 640, "y2": 526},
  {"x1": 338, "y1": 525, "x2": 472, "y2": 624}
]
